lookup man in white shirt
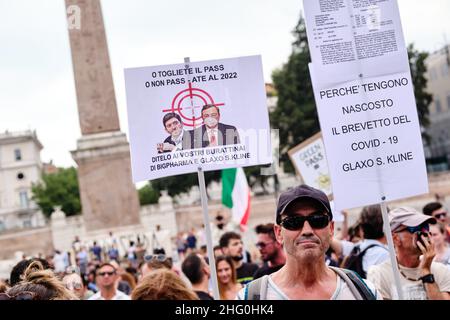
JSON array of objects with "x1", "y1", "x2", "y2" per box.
[{"x1": 88, "y1": 263, "x2": 130, "y2": 300}]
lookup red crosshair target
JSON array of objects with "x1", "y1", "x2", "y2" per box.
[{"x1": 162, "y1": 82, "x2": 224, "y2": 127}]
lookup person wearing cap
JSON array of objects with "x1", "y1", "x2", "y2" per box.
[
  {"x1": 367, "y1": 207, "x2": 450, "y2": 300},
  {"x1": 88, "y1": 263, "x2": 130, "y2": 300},
  {"x1": 237, "y1": 184, "x2": 380, "y2": 300}
]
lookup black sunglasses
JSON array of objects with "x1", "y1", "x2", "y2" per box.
[
  {"x1": 434, "y1": 212, "x2": 447, "y2": 219},
  {"x1": 97, "y1": 271, "x2": 115, "y2": 277},
  {"x1": 0, "y1": 291, "x2": 37, "y2": 300},
  {"x1": 395, "y1": 224, "x2": 429, "y2": 234},
  {"x1": 281, "y1": 214, "x2": 330, "y2": 231}
]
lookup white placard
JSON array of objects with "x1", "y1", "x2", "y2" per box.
[
  {"x1": 288, "y1": 132, "x2": 332, "y2": 197},
  {"x1": 310, "y1": 68, "x2": 428, "y2": 210},
  {"x1": 303, "y1": 0, "x2": 409, "y2": 88},
  {"x1": 124, "y1": 55, "x2": 272, "y2": 182},
  {"x1": 330, "y1": 201, "x2": 344, "y2": 222}
]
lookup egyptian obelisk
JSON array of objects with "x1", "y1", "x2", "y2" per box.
[{"x1": 66, "y1": 0, "x2": 141, "y2": 230}]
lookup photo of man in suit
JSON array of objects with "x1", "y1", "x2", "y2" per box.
[
  {"x1": 193, "y1": 104, "x2": 240, "y2": 148},
  {"x1": 157, "y1": 112, "x2": 193, "y2": 153}
]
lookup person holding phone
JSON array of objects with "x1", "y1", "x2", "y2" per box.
[{"x1": 367, "y1": 207, "x2": 450, "y2": 300}]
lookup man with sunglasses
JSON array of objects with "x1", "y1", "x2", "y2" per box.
[
  {"x1": 88, "y1": 263, "x2": 130, "y2": 300},
  {"x1": 423, "y1": 202, "x2": 450, "y2": 244},
  {"x1": 237, "y1": 184, "x2": 380, "y2": 300},
  {"x1": 367, "y1": 207, "x2": 450, "y2": 300},
  {"x1": 253, "y1": 223, "x2": 286, "y2": 279}
]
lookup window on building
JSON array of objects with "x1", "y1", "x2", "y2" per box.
[
  {"x1": 442, "y1": 62, "x2": 449, "y2": 77},
  {"x1": 435, "y1": 97, "x2": 442, "y2": 113},
  {"x1": 23, "y1": 220, "x2": 32, "y2": 228},
  {"x1": 17, "y1": 172, "x2": 25, "y2": 180},
  {"x1": 19, "y1": 191, "x2": 29, "y2": 209},
  {"x1": 429, "y1": 68, "x2": 436, "y2": 81},
  {"x1": 14, "y1": 149, "x2": 22, "y2": 161},
  {"x1": 0, "y1": 221, "x2": 5, "y2": 232},
  {"x1": 447, "y1": 94, "x2": 450, "y2": 110}
]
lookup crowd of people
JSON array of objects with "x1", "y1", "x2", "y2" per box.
[{"x1": 0, "y1": 184, "x2": 449, "y2": 300}]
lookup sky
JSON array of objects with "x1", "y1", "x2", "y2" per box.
[{"x1": 1, "y1": 0, "x2": 450, "y2": 169}]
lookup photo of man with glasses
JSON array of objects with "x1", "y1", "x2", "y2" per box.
[{"x1": 253, "y1": 223, "x2": 286, "y2": 279}]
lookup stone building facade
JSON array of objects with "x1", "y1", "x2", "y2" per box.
[
  {"x1": 0, "y1": 130, "x2": 46, "y2": 232},
  {"x1": 424, "y1": 45, "x2": 450, "y2": 170}
]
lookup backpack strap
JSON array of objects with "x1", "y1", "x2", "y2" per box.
[
  {"x1": 244, "y1": 275, "x2": 269, "y2": 300},
  {"x1": 361, "y1": 243, "x2": 386, "y2": 254},
  {"x1": 329, "y1": 266, "x2": 376, "y2": 300}
]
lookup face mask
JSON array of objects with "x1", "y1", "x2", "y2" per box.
[{"x1": 204, "y1": 117, "x2": 218, "y2": 127}]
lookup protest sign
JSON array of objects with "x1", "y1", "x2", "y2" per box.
[
  {"x1": 310, "y1": 69, "x2": 428, "y2": 211},
  {"x1": 288, "y1": 132, "x2": 332, "y2": 197},
  {"x1": 124, "y1": 55, "x2": 272, "y2": 182},
  {"x1": 303, "y1": 0, "x2": 424, "y2": 300},
  {"x1": 303, "y1": 0, "x2": 410, "y2": 88},
  {"x1": 288, "y1": 133, "x2": 348, "y2": 222}
]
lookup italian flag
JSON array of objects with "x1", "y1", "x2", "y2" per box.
[{"x1": 221, "y1": 168, "x2": 251, "y2": 230}]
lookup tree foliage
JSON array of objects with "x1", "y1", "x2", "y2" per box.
[
  {"x1": 243, "y1": 165, "x2": 273, "y2": 195},
  {"x1": 138, "y1": 183, "x2": 160, "y2": 205},
  {"x1": 31, "y1": 167, "x2": 81, "y2": 218},
  {"x1": 270, "y1": 14, "x2": 319, "y2": 174},
  {"x1": 408, "y1": 43, "x2": 433, "y2": 143}
]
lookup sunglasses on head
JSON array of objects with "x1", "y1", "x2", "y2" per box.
[
  {"x1": 97, "y1": 271, "x2": 115, "y2": 277},
  {"x1": 396, "y1": 223, "x2": 429, "y2": 234},
  {"x1": 144, "y1": 254, "x2": 167, "y2": 262},
  {"x1": 65, "y1": 266, "x2": 80, "y2": 275},
  {"x1": 0, "y1": 291, "x2": 37, "y2": 300},
  {"x1": 281, "y1": 214, "x2": 330, "y2": 231},
  {"x1": 65, "y1": 282, "x2": 83, "y2": 290}
]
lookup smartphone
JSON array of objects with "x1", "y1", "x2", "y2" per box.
[{"x1": 416, "y1": 231, "x2": 430, "y2": 248}]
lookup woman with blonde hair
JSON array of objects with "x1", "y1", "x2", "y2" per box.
[
  {"x1": 215, "y1": 255, "x2": 242, "y2": 300},
  {"x1": 0, "y1": 261, "x2": 78, "y2": 300},
  {"x1": 131, "y1": 269, "x2": 198, "y2": 300}
]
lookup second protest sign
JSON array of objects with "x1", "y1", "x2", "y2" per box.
[{"x1": 310, "y1": 70, "x2": 428, "y2": 210}]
